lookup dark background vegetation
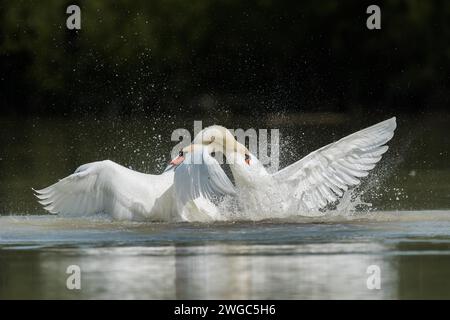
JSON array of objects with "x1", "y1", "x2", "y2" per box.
[
  {"x1": 0, "y1": 0, "x2": 449, "y2": 213},
  {"x1": 1, "y1": 0, "x2": 449, "y2": 117}
]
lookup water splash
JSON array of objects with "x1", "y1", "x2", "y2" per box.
[{"x1": 199, "y1": 126, "x2": 395, "y2": 222}]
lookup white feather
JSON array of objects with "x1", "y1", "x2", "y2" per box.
[
  {"x1": 34, "y1": 160, "x2": 174, "y2": 220},
  {"x1": 174, "y1": 146, "x2": 236, "y2": 211},
  {"x1": 273, "y1": 117, "x2": 397, "y2": 210}
]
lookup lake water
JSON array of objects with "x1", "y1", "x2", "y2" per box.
[
  {"x1": 1, "y1": 210, "x2": 450, "y2": 299},
  {"x1": 0, "y1": 114, "x2": 449, "y2": 299}
]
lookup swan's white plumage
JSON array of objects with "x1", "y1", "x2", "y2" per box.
[
  {"x1": 188, "y1": 117, "x2": 397, "y2": 215},
  {"x1": 272, "y1": 117, "x2": 397, "y2": 210},
  {"x1": 35, "y1": 117, "x2": 397, "y2": 221},
  {"x1": 174, "y1": 145, "x2": 236, "y2": 210},
  {"x1": 34, "y1": 160, "x2": 174, "y2": 220}
]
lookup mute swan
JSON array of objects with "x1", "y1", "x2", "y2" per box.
[
  {"x1": 34, "y1": 141, "x2": 234, "y2": 221},
  {"x1": 35, "y1": 117, "x2": 396, "y2": 221},
  {"x1": 34, "y1": 160, "x2": 177, "y2": 220},
  {"x1": 174, "y1": 117, "x2": 397, "y2": 218}
]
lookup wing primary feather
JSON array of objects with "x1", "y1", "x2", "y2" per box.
[{"x1": 272, "y1": 117, "x2": 396, "y2": 210}]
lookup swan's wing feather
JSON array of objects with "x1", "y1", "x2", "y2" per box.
[
  {"x1": 174, "y1": 148, "x2": 236, "y2": 209},
  {"x1": 273, "y1": 117, "x2": 397, "y2": 210},
  {"x1": 34, "y1": 160, "x2": 135, "y2": 218}
]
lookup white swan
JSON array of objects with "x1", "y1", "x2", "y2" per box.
[
  {"x1": 173, "y1": 117, "x2": 397, "y2": 219},
  {"x1": 34, "y1": 160, "x2": 176, "y2": 220},
  {"x1": 34, "y1": 136, "x2": 242, "y2": 221},
  {"x1": 171, "y1": 144, "x2": 237, "y2": 221},
  {"x1": 35, "y1": 117, "x2": 396, "y2": 221}
]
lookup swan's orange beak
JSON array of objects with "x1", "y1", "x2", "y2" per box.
[
  {"x1": 164, "y1": 154, "x2": 186, "y2": 172},
  {"x1": 170, "y1": 156, "x2": 185, "y2": 166},
  {"x1": 244, "y1": 154, "x2": 251, "y2": 165}
]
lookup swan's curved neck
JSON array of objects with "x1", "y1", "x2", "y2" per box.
[{"x1": 227, "y1": 152, "x2": 271, "y2": 188}]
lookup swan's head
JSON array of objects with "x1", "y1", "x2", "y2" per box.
[
  {"x1": 164, "y1": 144, "x2": 199, "y2": 172},
  {"x1": 168, "y1": 144, "x2": 195, "y2": 167},
  {"x1": 165, "y1": 126, "x2": 251, "y2": 172},
  {"x1": 193, "y1": 125, "x2": 251, "y2": 165}
]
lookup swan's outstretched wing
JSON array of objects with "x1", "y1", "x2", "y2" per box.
[
  {"x1": 273, "y1": 117, "x2": 397, "y2": 210},
  {"x1": 174, "y1": 147, "x2": 236, "y2": 209},
  {"x1": 34, "y1": 160, "x2": 154, "y2": 220}
]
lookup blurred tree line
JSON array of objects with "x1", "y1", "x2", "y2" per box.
[{"x1": 0, "y1": 0, "x2": 449, "y2": 117}]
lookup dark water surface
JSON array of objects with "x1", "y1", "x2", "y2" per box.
[{"x1": 1, "y1": 211, "x2": 450, "y2": 299}]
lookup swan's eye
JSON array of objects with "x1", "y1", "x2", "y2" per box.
[
  {"x1": 179, "y1": 150, "x2": 184, "y2": 157},
  {"x1": 211, "y1": 151, "x2": 216, "y2": 157}
]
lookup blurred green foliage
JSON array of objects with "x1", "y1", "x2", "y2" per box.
[{"x1": 1, "y1": 0, "x2": 450, "y2": 116}]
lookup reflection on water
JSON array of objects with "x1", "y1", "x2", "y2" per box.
[
  {"x1": 1, "y1": 212, "x2": 450, "y2": 299},
  {"x1": 0, "y1": 245, "x2": 396, "y2": 299}
]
